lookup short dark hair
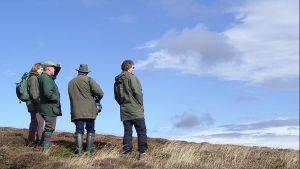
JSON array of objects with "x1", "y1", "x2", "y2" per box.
[{"x1": 121, "y1": 60, "x2": 134, "y2": 71}]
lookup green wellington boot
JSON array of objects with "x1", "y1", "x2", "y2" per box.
[
  {"x1": 86, "y1": 133, "x2": 95, "y2": 155},
  {"x1": 75, "y1": 133, "x2": 83, "y2": 156}
]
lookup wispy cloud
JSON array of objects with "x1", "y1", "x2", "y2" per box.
[
  {"x1": 136, "y1": 40, "x2": 158, "y2": 50},
  {"x1": 150, "y1": 126, "x2": 172, "y2": 133},
  {"x1": 220, "y1": 118, "x2": 299, "y2": 131},
  {"x1": 235, "y1": 94, "x2": 260, "y2": 103},
  {"x1": 173, "y1": 112, "x2": 214, "y2": 129},
  {"x1": 171, "y1": 118, "x2": 299, "y2": 149},
  {"x1": 137, "y1": 0, "x2": 299, "y2": 90},
  {"x1": 260, "y1": 77, "x2": 300, "y2": 91},
  {"x1": 147, "y1": 0, "x2": 240, "y2": 19},
  {"x1": 109, "y1": 14, "x2": 136, "y2": 24}
]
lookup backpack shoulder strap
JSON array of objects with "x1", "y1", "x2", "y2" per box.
[{"x1": 88, "y1": 76, "x2": 92, "y2": 91}]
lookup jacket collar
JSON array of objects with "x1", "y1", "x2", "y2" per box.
[
  {"x1": 43, "y1": 72, "x2": 56, "y2": 80},
  {"x1": 29, "y1": 71, "x2": 39, "y2": 76},
  {"x1": 122, "y1": 71, "x2": 133, "y2": 76}
]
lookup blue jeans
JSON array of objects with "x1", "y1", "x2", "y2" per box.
[
  {"x1": 123, "y1": 118, "x2": 148, "y2": 153},
  {"x1": 74, "y1": 119, "x2": 95, "y2": 134}
]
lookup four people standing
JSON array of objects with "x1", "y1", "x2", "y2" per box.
[
  {"x1": 22, "y1": 60, "x2": 147, "y2": 156},
  {"x1": 68, "y1": 64, "x2": 104, "y2": 155}
]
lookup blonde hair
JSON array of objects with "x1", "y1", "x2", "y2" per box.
[{"x1": 30, "y1": 63, "x2": 43, "y2": 72}]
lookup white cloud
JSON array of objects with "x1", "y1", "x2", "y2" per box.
[
  {"x1": 150, "y1": 126, "x2": 173, "y2": 133},
  {"x1": 223, "y1": 0, "x2": 299, "y2": 84},
  {"x1": 220, "y1": 118, "x2": 299, "y2": 131},
  {"x1": 169, "y1": 118, "x2": 300, "y2": 150},
  {"x1": 136, "y1": 24, "x2": 239, "y2": 74},
  {"x1": 137, "y1": 0, "x2": 299, "y2": 90},
  {"x1": 147, "y1": 0, "x2": 238, "y2": 19},
  {"x1": 136, "y1": 40, "x2": 158, "y2": 49}
]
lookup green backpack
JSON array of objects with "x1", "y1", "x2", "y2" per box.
[{"x1": 16, "y1": 72, "x2": 30, "y2": 102}]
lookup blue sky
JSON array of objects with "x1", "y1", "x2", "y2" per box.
[{"x1": 0, "y1": 0, "x2": 299, "y2": 149}]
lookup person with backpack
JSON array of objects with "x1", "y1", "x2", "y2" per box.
[
  {"x1": 68, "y1": 64, "x2": 104, "y2": 156},
  {"x1": 39, "y1": 60, "x2": 62, "y2": 153},
  {"x1": 26, "y1": 63, "x2": 44, "y2": 146},
  {"x1": 114, "y1": 59, "x2": 148, "y2": 159}
]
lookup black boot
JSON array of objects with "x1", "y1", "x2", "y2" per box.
[
  {"x1": 86, "y1": 133, "x2": 95, "y2": 155},
  {"x1": 75, "y1": 133, "x2": 83, "y2": 156}
]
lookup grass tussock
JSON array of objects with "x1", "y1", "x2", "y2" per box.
[{"x1": 0, "y1": 127, "x2": 298, "y2": 169}]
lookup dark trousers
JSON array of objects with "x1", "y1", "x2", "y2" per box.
[
  {"x1": 28, "y1": 112, "x2": 44, "y2": 141},
  {"x1": 74, "y1": 119, "x2": 95, "y2": 134},
  {"x1": 123, "y1": 118, "x2": 148, "y2": 153}
]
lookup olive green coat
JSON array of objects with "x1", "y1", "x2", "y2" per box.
[
  {"x1": 114, "y1": 72, "x2": 144, "y2": 121},
  {"x1": 68, "y1": 75, "x2": 104, "y2": 122},
  {"x1": 26, "y1": 72, "x2": 40, "y2": 113},
  {"x1": 39, "y1": 72, "x2": 62, "y2": 117}
]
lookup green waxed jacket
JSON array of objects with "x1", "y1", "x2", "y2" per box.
[
  {"x1": 39, "y1": 72, "x2": 62, "y2": 117},
  {"x1": 114, "y1": 71, "x2": 144, "y2": 121},
  {"x1": 68, "y1": 75, "x2": 104, "y2": 122},
  {"x1": 26, "y1": 72, "x2": 40, "y2": 113}
]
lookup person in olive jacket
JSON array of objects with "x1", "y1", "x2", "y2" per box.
[
  {"x1": 26, "y1": 63, "x2": 44, "y2": 146},
  {"x1": 68, "y1": 64, "x2": 104, "y2": 155},
  {"x1": 39, "y1": 60, "x2": 62, "y2": 153},
  {"x1": 114, "y1": 59, "x2": 148, "y2": 157}
]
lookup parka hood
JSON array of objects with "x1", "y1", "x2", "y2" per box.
[
  {"x1": 115, "y1": 72, "x2": 130, "y2": 83},
  {"x1": 29, "y1": 71, "x2": 39, "y2": 76},
  {"x1": 54, "y1": 66, "x2": 61, "y2": 77}
]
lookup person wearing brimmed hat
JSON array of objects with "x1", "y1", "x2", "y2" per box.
[
  {"x1": 68, "y1": 64, "x2": 104, "y2": 156},
  {"x1": 39, "y1": 60, "x2": 62, "y2": 153}
]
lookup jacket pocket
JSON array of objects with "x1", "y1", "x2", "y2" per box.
[{"x1": 52, "y1": 105, "x2": 62, "y2": 116}]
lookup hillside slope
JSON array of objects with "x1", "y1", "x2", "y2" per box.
[{"x1": 0, "y1": 127, "x2": 298, "y2": 169}]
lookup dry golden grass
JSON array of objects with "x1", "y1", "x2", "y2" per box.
[{"x1": 0, "y1": 127, "x2": 298, "y2": 169}]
